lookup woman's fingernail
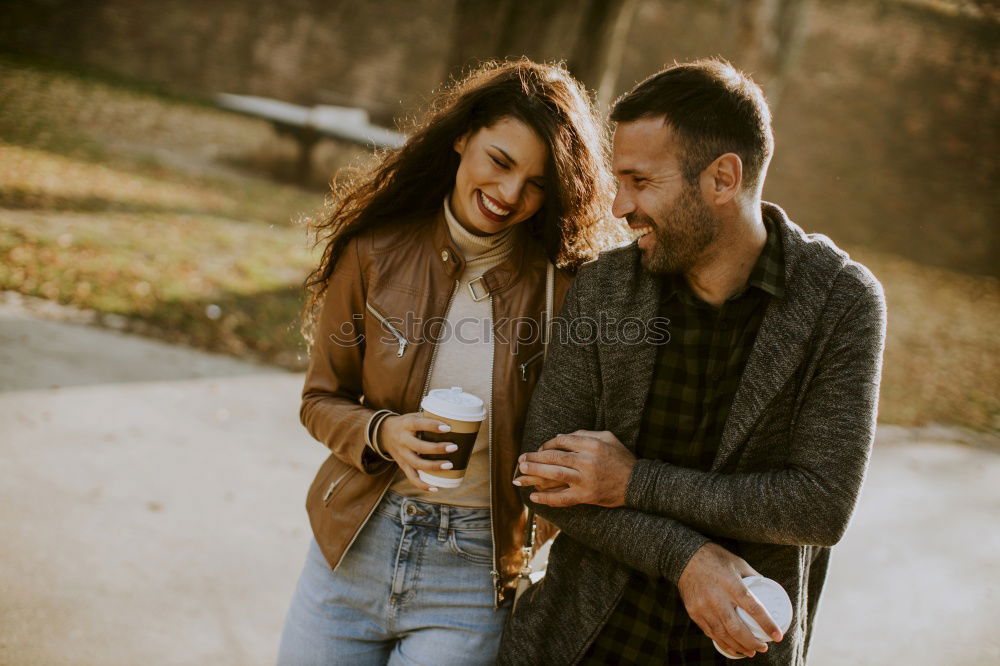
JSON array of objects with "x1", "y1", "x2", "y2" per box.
[
  {"x1": 518, "y1": 454, "x2": 526, "y2": 463},
  {"x1": 438, "y1": 424, "x2": 451, "y2": 432},
  {"x1": 529, "y1": 494, "x2": 538, "y2": 502},
  {"x1": 519, "y1": 462, "x2": 529, "y2": 472},
  {"x1": 512, "y1": 479, "x2": 522, "y2": 486},
  {"x1": 445, "y1": 444, "x2": 458, "y2": 453},
  {"x1": 440, "y1": 462, "x2": 453, "y2": 470},
  {"x1": 429, "y1": 486, "x2": 439, "y2": 492}
]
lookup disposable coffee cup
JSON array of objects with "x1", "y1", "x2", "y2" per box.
[
  {"x1": 416, "y1": 386, "x2": 486, "y2": 489},
  {"x1": 712, "y1": 576, "x2": 793, "y2": 660}
]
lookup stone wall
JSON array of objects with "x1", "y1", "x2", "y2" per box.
[
  {"x1": 2, "y1": 0, "x2": 996, "y2": 275},
  {"x1": 0, "y1": 0, "x2": 456, "y2": 124}
]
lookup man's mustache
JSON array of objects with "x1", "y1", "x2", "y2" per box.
[{"x1": 625, "y1": 213, "x2": 655, "y2": 228}]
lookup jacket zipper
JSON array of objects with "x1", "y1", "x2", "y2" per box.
[
  {"x1": 322, "y1": 468, "x2": 354, "y2": 504},
  {"x1": 518, "y1": 350, "x2": 545, "y2": 382},
  {"x1": 365, "y1": 302, "x2": 409, "y2": 357},
  {"x1": 420, "y1": 280, "x2": 460, "y2": 397},
  {"x1": 487, "y1": 294, "x2": 502, "y2": 608}
]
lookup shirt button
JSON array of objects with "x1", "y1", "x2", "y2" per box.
[
  {"x1": 440, "y1": 249, "x2": 450, "y2": 262},
  {"x1": 406, "y1": 504, "x2": 417, "y2": 515}
]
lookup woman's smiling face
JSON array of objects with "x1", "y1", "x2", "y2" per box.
[{"x1": 450, "y1": 116, "x2": 548, "y2": 236}]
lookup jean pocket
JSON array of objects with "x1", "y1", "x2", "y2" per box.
[{"x1": 448, "y1": 528, "x2": 493, "y2": 565}]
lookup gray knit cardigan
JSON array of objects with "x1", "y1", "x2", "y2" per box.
[{"x1": 499, "y1": 203, "x2": 887, "y2": 666}]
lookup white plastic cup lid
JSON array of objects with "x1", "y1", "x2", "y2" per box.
[
  {"x1": 420, "y1": 386, "x2": 486, "y2": 422},
  {"x1": 712, "y1": 576, "x2": 793, "y2": 660},
  {"x1": 736, "y1": 576, "x2": 794, "y2": 642}
]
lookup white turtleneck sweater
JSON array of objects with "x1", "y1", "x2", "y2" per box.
[{"x1": 388, "y1": 197, "x2": 518, "y2": 507}]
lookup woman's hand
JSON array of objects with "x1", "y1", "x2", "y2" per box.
[{"x1": 378, "y1": 413, "x2": 459, "y2": 492}]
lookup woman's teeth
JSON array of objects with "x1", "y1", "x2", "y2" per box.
[{"x1": 480, "y1": 191, "x2": 511, "y2": 217}]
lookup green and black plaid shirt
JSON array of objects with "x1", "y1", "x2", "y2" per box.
[{"x1": 582, "y1": 217, "x2": 785, "y2": 665}]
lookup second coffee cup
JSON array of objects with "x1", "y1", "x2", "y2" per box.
[
  {"x1": 417, "y1": 386, "x2": 486, "y2": 489},
  {"x1": 712, "y1": 575, "x2": 793, "y2": 659}
]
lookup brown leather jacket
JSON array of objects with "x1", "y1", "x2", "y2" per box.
[{"x1": 299, "y1": 210, "x2": 572, "y2": 607}]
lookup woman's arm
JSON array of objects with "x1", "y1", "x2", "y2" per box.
[{"x1": 299, "y1": 237, "x2": 387, "y2": 473}]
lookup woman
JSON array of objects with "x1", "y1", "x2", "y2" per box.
[{"x1": 278, "y1": 59, "x2": 622, "y2": 665}]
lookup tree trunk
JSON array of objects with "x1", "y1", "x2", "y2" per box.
[
  {"x1": 445, "y1": 0, "x2": 580, "y2": 80},
  {"x1": 733, "y1": 0, "x2": 815, "y2": 109},
  {"x1": 444, "y1": 0, "x2": 637, "y2": 108},
  {"x1": 445, "y1": 0, "x2": 513, "y2": 81},
  {"x1": 568, "y1": 0, "x2": 639, "y2": 110}
]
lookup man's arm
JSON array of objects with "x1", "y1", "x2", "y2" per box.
[
  {"x1": 521, "y1": 272, "x2": 707, "y2": 583},
  {"x1": 625, "y1": 274, "x2": 887, "y2": 546}
]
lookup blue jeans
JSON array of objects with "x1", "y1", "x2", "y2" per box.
[{"x1": 277, "y1": 491, "x2": 510, "y2": 665}]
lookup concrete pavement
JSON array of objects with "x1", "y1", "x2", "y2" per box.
[
  {"x1": 810, "y1": 427, "x2": 1000, "y2": 665},
  {"x1": 1, "y1": 302, "x2": 997, "y2": 665}
]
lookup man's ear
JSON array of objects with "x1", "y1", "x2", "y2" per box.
[{"x1": 702, "y1": 153, "x2": 743, "y2": 205}]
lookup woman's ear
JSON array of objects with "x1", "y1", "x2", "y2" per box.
[{"x1": 454, "y1": 131, "x2": 470, "y2": 156}]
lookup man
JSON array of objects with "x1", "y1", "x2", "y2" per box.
[{"x1": 499, "y1": 59, "x2": 886, "y2": 665}]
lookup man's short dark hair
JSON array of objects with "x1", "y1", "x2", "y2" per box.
[{"x1": 610, "y1": 58, "x2": 774, "y2": 193}]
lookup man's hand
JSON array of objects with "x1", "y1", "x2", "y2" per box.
[
  {"x1": 512, "y1": 430, "x2": 636, "y2": 507},
  {"x1": 678, "y1": 543, "x2": 784, "y2": 659}
]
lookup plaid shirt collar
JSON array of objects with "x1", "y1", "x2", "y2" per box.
[{"x1": 662, "y1": 209, "x2": 786, "y2": 304}]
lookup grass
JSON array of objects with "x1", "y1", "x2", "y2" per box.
[
  {"x1": 0, "y1": 53, "x2": 328, "y2": 366},
  {"x1": 0, "y1": 54, "x2": 996, "y2": 433},
  {"x1": 0, "y1": 209, "x2": 317, "y2": 366},
  {"x1": 0, "y1": 142, "x2": 318, "y2": 225},
  {"x1": 845, "y1": 246, "x2": 998, "y2": 431}
]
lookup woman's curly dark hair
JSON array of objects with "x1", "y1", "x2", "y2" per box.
[{"x1": 299, "y1": 58, "x2": 625, "y2": 349}]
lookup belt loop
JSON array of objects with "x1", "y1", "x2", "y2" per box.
[{"x1": 438, "y1": 505, "x2": 450, "y2": 541}]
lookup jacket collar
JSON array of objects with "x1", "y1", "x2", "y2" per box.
[
  {"x1": 712, "y1": 202, "x2": 848, "y2": 468},
  {"x1": 429, "y1": 209, "x2": 535, "y2": 296},
  {"x1": 660, "y1": 209, "x2": 787, "y2": 306}
]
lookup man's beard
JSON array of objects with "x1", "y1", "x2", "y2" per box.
[{"x1": 633, "y1": 184, "x2": 718, "y2": 275}]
